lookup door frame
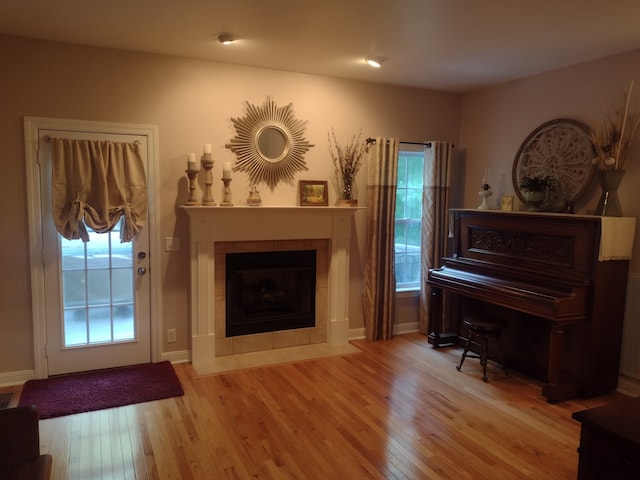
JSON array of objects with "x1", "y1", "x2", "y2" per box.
[{"x1": 24, "y1": 116, "x2": 161, "y2": 378}]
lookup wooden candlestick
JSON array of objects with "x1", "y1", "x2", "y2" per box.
[
  {"x1": 185, "y1": 169, "x2": 200, "y2": 205},
  {"x1": 201, "y1": 156, "x2": 216, "y2": 206},
  {"x1": 220, "y1": 178, "x2": 233, "y2": 206}
]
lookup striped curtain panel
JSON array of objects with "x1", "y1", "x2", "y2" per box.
[
  {"x1": 362, "y1": 137, "x2": 399, "y2": 341},
  {"x1": 419, "y1": 142, "x2": 454, "y2": 334}
]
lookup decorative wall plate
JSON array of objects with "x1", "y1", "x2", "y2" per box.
[
  {"x1": 512, "y1": 118, "x2": 595, "y2": 210},
  {"x1": 225, "y1": 96, "x2": 314, "y2": 190}
]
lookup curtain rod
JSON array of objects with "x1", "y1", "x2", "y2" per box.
[
  {"x1": 44, "y1": 135, "x2": 141, "y2": 145},
  {"x1": 366, "y1": 137, "x2": 432, "y2": 148},
  {"x1": 400, "y1": 140, "x2": 432, "y2": 148}
]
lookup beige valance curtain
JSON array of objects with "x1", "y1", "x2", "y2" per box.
[
  {"x1": 419, "y1": 141, "x2": 454, "y2": 334},
  {"x1": 362, "y1": 137, "x2": 399, "y2": 341},
  {"x1": 51, "y1": 138, "x2": 147, "y2": 243}
]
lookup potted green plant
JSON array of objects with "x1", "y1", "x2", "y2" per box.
[{"x1": 519, "y1": 175, "x2": 554, "y2": 211}]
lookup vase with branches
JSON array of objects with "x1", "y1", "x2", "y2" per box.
[
  {"x1": 589, "y1": 81, "x2": 640, "y2": 171},
  {"x1": 327, "y1": 128, "x2": 366, "y2": 206},
  {"x1": 589, "y1": 81, "x2": 639, "y2": 215}
]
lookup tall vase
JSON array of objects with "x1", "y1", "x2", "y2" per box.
[
  {"x1": 336, "y1": 173, "x2": 357, "y2": 207},
  {"x1": 595, "y1": 170, "x2": 625, "y2": 217}
]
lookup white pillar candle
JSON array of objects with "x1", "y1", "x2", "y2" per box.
[
  {"x1": 204, "y1": 143, "x2": 212, "y2": 154},
  {"x1": 223, "y1": 162, "x2": 232, "y2": 179},
  {"x1": 187, "y1": 153, "x2": 197, "y2": 170}
]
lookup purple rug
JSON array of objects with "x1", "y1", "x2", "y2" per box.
[{"x1": 18, "y1": 361, "x2": 184, "y2": 419}]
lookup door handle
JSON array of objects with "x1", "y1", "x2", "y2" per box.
[{"x1": 137, "y1": 267, "x2": 147, "y2": 275}]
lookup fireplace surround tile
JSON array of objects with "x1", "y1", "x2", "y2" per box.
[
  {"x1": 316, "y1": 248, "x2": 329, "y2": 288},
  {"x1": 214, "y1": 295, "x2": 225, "y2": 338},
  {"x1": 272, "y1": 328, "x2": 312, "y2": 349},
  {"x1": 233, "y1": 332, "x2": 274, "y2": 354},
  {"x1": 214, "y1": 337, "x2": 233, "y2": 356},
  {"x1": 309, "y1": 325, "x2": 327, "y2": 344},
  {"x1": 275, "y1": 239, "x2": 314, "y2": 251},
  {"x1": 214, "y1": 242, "x2": 234, "y2": 253},
  {"x1": 315, "y1": 287, "x2": 328, "y2": 327},
  {"x1": 233, "y1": 240, "x2": 275, "y2": 253},
  {"x1": 214, "y1": 252, "x2": 226, "y2": 296}
]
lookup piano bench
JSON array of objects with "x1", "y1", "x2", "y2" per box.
[{"x1": 456, "y1": 316, "x2": 508, "y2": 382}]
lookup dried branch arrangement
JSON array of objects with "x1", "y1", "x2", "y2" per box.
[
  {"x1": 327, "y1": 128, "x2": 366, "y2": 200},
  {"x1": 590, "y1": 81, "x2": 640, "y2": 170}
]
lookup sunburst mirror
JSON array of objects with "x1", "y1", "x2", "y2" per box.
[{"x1": 225, "y1": 96, "x2": 314, "y2": 189}]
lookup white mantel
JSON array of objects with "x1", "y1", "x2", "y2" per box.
[{"x1": 181, "y1": 205, "x2": 361, "y2": 374}]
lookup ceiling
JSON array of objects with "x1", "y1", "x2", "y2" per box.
[{"x1": 2, "y1": 0, "x2": 640, "y2": 93}]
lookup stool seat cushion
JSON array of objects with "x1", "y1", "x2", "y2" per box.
[{"x1": 463, "y1": 316, "x2": 505, "y2": 333}]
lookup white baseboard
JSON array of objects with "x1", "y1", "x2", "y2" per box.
[
  {"x1": 160, "y1": 350, "x2": 190, "y2": 364},
  {"x1": 395, "y1": 321, "x2": 420, "y2": 335},
  {"x1": 347, "y1": 322, "x2": 420, "y2": 341},
  {"x1": 349, "y1": 327, "x2": 365, "y2": 340},
  {"x1": 0, "y1": 369, "x2": 35, "y2": 387}
]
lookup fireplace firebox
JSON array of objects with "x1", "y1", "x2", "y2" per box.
[{"x1": 225, "y1": 250, "x2": 316, "y2": 337}]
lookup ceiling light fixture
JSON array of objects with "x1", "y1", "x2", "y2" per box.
[
  {"x1": 365, "y1": 56, "x2": 388, "y2": 68},
  {"x1": 217, "y1": 33, "x2": 239, "y2": 45}
]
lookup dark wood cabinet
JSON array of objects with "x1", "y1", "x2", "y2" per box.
[{"x1": 573, "y1": 397, "x2": 640, "y2": 479}]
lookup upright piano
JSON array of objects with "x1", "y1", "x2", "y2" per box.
[{"x1": 427, "y1": 209, "x2": 636, "y2": 402}]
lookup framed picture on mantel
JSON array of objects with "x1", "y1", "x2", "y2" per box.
[{"x1": 299, "y1": 180, "x2": 328, "y2": 206}]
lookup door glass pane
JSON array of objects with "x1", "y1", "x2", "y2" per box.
[
  {"x1": 63, "y1": 309, "x2": 87, "y2": 346},
  {"x1": 88, "y1": 306, "x2": 111, "y2": 343},
  {"x1": 60, "y1": 222, "x2": 135, "y2": 347}
]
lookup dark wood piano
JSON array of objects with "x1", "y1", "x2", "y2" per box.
[{"x1": 427, "y1": 209, "x2": 636, "y2": 402}]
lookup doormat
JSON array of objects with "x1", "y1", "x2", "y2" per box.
[
  {"x1": 0, "y1": 392, "x2": 12, "y2": 409},
  {"x1": 18, "y1": 361, "x2": 184, "y2": 419}
]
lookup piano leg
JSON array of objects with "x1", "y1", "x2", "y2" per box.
[
  {"x1": 427, "y1": 287, "x2": 443, "y2": 347},
  {"x1": 542, "y1": 324, "x2": 579, "y2": 403},
  {"x1": 427, "y1": 287, "x2": 457, "y2": 348}
]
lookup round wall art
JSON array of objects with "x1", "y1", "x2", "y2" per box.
[{"x1": 512, "y1": 118, "x2": 595, "y2": 211}]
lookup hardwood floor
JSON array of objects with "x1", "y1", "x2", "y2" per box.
[{"x1": 23, "y1": 333, "x2": 628, "y2": 479}]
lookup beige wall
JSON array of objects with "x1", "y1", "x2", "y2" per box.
[
  {"x1": 5, "y1": 34, "x2": 639, "y2": 378},
  {"x1": 0, "y1": 35, "x2": 460, "y2": 375},
  {"x1": 460, "y1": 48, "x2": 640, "y2": 273}
]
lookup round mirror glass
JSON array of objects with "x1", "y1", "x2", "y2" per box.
[{"x1": 257, "y1": 127, "x2": 287, "y2": 162}]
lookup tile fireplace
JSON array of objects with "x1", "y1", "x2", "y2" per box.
[{"x1": 181, "y1": 206, "x2": 360, "y2": 374}]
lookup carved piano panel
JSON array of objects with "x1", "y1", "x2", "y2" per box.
[{"x1": 427, "y1": 210, "x2": 635, "y2": 402}]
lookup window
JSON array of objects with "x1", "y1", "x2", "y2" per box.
[{"x1": 395, "y1": 148, "x2": 424, "y2": 290}]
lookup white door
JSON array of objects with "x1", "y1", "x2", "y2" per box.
[{"x1": 38, "y1": 129, "x2": 151, "y2": 375}]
